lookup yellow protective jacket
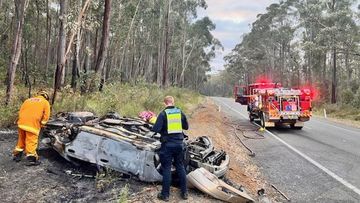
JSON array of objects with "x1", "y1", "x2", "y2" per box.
[{"x1": 17, "y1": 96, "x2": 51, "y2": 135}]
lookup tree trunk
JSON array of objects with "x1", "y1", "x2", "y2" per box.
[
  {"x1": 5, "y1": 0, "x2": 29, "y2": 105},
  {"x1": 119, "y1": 0, "x2": 141, "y2": 76},
  {"x1": 22, "y1": 43, "x2": 31, "y2": 97},
  {"x1": 53, "y1": 0, "x2": 67, "y2": 91},
  {"x1": 44, "y1": 0, "x2": 51, "y2": 81},
  {"x1": 331, "y1": 47, "x2": 337, "y2": 103},
  {"x1": 71, "y1": 44, "x2": 79, "y2": 90},
  {"x1": 93, "y1": 28, "x2": 99, "y2": 70},
  {"x1": 89, "y1": 0, "x2": 111, "y2": 91},
  {"x1": 162, "y1": 0, "x2": 171, "y2": 88},
  {"x1": 180, "y1": 39, "x2": 196, "y2": 87},
  {"x1": 345, "y1": 50, "x2": 351, "y2": 88},
  {"x1": 81, "y1": 30, "x2": 91, "y2": 93}
]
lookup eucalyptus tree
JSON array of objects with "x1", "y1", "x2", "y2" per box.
[
  {"x1": 5, "y1": 0, "x2": 29, "y2": 105},
  {"x1": 223, "y1": 0, "x2": 359, "y2": 104},
  {"x1": 1, "y1": 0, "x2": 220, "y2": 105}
]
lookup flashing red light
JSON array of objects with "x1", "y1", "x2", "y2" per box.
[
  {"x1": 299, "y1": 85, "x2": 319, "y2": 100},
  {"x1": 255, "y1": 75, "x2": 272, "y2": 84}
]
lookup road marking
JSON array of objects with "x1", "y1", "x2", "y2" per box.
[{"x1": 213, "y1": 98, "x2": 360, "y2": 196}]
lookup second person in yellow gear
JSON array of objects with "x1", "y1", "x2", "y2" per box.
[{"x1": 13, "y1": 90, "x2": 51, "y2": 166}]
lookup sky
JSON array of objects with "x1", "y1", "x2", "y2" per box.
[{"x1": 197, "y1": 0, "x2": 278, "y2": 74}]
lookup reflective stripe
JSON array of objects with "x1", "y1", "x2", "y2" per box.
[
  {"x1": 18, "y1": 125, "x2": 40, "y2": 135},
  {"x1": 41, "y1": 120, "x2": 47, "y2": 125},
  {"x1": 165, "y1": 108, "x2": 182, "y2": 134},
  {"x1": 14, "y1": 147, "x2": 24, "y2": 152}
]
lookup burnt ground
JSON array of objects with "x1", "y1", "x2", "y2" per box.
[{"x1": 0, "y1": 99, "x2": 279, "y2": 202}]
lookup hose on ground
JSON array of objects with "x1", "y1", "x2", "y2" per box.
[
  {"x1": 224, "y1": 121, "x2": 266, "y2": 157},
  {"x1": 228, "y1": 124, "x2": 256, "y2": 157}
]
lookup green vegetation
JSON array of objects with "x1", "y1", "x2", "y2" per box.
[
  {"x1": 117, "y1": 184, "x2": 129, "y2": 203},
  {"x1": 314, "y1": 103, "x2": 360, "y2": 122},
  {"x1": 1, "y1": 0, "x2": 219, "y2": 106},
  {"x1": 201, "y1": 0, "x2": 360, "y2": 120},
  {"x1": 0, "y1": 83, "x2": 203, "y2": 128},
  {"x1": 94, "y1": 169, "x2": 129, "y2": 202}
]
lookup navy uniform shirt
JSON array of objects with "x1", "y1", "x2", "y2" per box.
[{"x1": 152, "y1": 106, "x2": 189, "y2": 143}]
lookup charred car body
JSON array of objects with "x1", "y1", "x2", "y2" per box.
[{"x1": 40, "y1": 112, "x2": 229, "y2": 182}]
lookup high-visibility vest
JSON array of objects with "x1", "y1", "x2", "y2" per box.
[{"x1": 165, "y1": 108, "x2": 183, "y2": 134}]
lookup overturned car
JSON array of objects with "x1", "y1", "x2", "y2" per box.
[{"x1": 40, "y1": 112, "x2": 229, "y2": 182}]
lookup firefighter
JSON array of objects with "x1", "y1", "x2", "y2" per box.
[
  {"x1": 152, "y1": 96, "x2": 189, "y2": 202},
  {"x1": 13, "y1": 90, "x2": 51, "y2": 166}
]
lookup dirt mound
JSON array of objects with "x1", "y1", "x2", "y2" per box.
[{"x1": 187, "y1": 99, "x2": 278, "y2": 200}]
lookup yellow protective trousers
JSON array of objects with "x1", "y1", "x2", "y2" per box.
[{"x1": 13, "y1": 128, "x2": 39, "y2": 159}]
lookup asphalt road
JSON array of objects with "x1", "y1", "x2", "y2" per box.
[{"x1": 212, "y1": 97, "x2": 360, "y2": 203}]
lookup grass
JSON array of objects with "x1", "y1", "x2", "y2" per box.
[
  {"x1": 118, "y1": 184, "x2": 129, "y2": 203},
  {"x1": 313, "y1": 103, "x2": 360, "y2": 128},
  {"x1": 0, "y1": 83, "x2": 204, "y2": 127},
  {"x1": 94, "y1": 168, "x2": 129, "y2": 202},
  {"x1": 313, "y1": 103, "x2": 360, "y2": 121}
]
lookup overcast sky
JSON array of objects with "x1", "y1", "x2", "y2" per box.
[{"x1": 198, "y1": 0, "x2": 278, "y2": 73}]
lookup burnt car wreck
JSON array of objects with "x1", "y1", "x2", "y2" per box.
[
  {"x1": 40, "y1": 112, "x2": 229, "y2": 182},
  {"x1": 41, "y1": 112, "x2": 255, "y2": 202}
]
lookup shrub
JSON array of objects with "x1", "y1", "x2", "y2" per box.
[
  {"x1": 341, "y1": 89, "x2": 354, "y2": 105},
  {"x1": 0, "y1": 83, "x2": 203, "y2": 127},
  {"x1": 352, "y1": 88, "x2": 360, "y2": 108}
]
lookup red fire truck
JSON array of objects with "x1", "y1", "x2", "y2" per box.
[{"x1": 234, "y1": 82, "x2": 312, "y2": 129}]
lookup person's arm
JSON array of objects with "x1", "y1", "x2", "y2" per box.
[
  {"x1": 152, "y1": 111, "x2": 164, "y2": 133},
  {"x1": 181, "y1": 112, "x2": 189, "y2": 130},
  {"x1": 41, "y1": 101, "x2": 51, "y2": 126}
]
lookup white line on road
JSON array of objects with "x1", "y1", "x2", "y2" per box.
[{"x1": 213, "y1": 98, "x2": 360, "y2": 196}]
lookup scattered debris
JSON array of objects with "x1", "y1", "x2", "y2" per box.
[
  {"x1": 0, "y1": 129, "x2": 16, "y2": 134},
  {"x1": 257, "y1": 189, "x2": 271, "y2": 203},
  {"x1": 64, "y1": 170, "x2": 95, "y2": 178},
  {"x1": 187, "y1": 136, "x2": 229, "y2": 177},
  {"x1": 187, "y1": 167, "x2": 255, "y2": 203},
  {"x1": 138, "y1": 111, "x2": 157, "y2": 124}
]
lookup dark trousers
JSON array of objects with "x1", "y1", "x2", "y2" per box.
[{"x1": 159, "y1": 141, "x2": 187, "y2": 198}]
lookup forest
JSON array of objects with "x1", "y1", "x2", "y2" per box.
[
  {"x1": 0, "y1": 0, "x2": 220, "y2": 106},
  {"x1": 205, "y1": 0, "x2": 360, "y2": 109},
  {"x1": 1, "y1": 0, "x2": 360, "y2": 121}
]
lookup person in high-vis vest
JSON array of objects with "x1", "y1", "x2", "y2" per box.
[
  {"x1": 13, "y1": 90, "x2": 51, "y2": 166},
  {"x1": 152, "y1": 96, "x2": 189, "y2": 202}
]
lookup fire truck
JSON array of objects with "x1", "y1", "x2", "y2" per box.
[{"x1": 234, "y1": 82, "x2": 312, "y2": 129}]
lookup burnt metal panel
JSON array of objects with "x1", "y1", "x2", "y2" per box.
[{"x1": 64, "y1": 131, "x2": 163, "y2": 182}]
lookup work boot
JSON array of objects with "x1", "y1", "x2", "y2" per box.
[
  {"x1": 25, "y1": 156, "x2": 41, "y2": 166},
  {"x1": 181, "y1": 192, "x2": 188, "y2": 200},
  {"x1": 13, "y1": 151, "x2": 23, "y2": 162},
  {"x1": 157, "y1": 193, "x2": 169, "y2": 202}
]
